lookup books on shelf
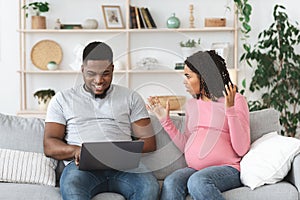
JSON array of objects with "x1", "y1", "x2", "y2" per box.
[
  {"x1": 138, "y1": 7, "x2": 147, "y2": 29},
  {"x1": 129, "y1": 5, "x2": 157, "y2": 29},
  {"x1": 135, "y1": 7, "x2": 145, "y2": 29},
  {"x1": 144, "y1": 7, "x2": 157, "y2": 28},
  {"x1": 129, "y1": 6, "x2": 138, "y2": 29}
]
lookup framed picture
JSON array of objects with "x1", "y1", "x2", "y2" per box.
[{"x1": 102, "y1": 5, "x2": 124, "y2": 29}]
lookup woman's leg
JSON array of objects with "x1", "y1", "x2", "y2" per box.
[
  {"x1": 160, "y1": 167, "x2": 197, "y2": 200},
  {"x1": 187, "y1": 165, "x2": 242, "y2": 200}
]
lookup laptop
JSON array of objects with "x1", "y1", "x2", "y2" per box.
[{"x1": 78, "y1": 140, "x2": 144, "y2": 171}]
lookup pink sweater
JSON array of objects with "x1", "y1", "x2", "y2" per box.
[{"x1": 160, "y1": 93, "x2": 250, "y2": 171}]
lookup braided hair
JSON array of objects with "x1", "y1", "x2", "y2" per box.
[{"x1": 185, "y1": 50, "x2": 236, "y2": 100}]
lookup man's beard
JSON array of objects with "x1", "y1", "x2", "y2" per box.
[
  {"x1": 84, "y1": 84, "x2": 110, "y2": 99},
  {"x1": 95, "y1": 89, "x2": 109, "y2": 99}
]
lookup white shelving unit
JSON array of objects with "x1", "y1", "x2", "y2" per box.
[{"x1": 18, "y1": 0, "x2": 238, "y2": 118}]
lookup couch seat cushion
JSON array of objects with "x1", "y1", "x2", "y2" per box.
[
  {"x1": 222, "y1": 181, "x2": 298, "y2": 200},
  {"x1": 0, "y1": 183, "x2": 61, "y2": 200}
]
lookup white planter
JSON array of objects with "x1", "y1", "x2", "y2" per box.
[
  {"x1": 37, "y1": 97, "x2": 52, "y2": 111},
  {"x1": 181, "y1": 47, "x2": 199, "y2": 59}
]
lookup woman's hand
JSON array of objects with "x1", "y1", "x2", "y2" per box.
[
  {"x1": 223, "y1": 83, "x2": 237, "y2": 108},
  {"x1": 147, "y1": 96, "x2": 170, "y2": 121}
]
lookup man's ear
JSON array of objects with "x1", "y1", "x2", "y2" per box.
[
  {"x1": 81, "y1": 64, "x2": 84, "y2": 73},
  {"x1": 111, "y1": 64, "x2": 114, "y2": 72}
]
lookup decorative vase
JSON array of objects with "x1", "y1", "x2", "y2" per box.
[
  {"x1": 31, "y1": 16, "x2": 46, "y2": 29},
  {"x1": 47, "y1": 61, "x2": 58, "y2": 70},
  {"x1": 167, "y1": 13, "x2": 180, "y2": 28},
  {"x1": 82, "y1": 19, "x2": 98, "y2": 29}
]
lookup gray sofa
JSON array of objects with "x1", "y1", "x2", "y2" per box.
[{"x1": 0, "y1": 108, "x2": 299, "y2": 200}]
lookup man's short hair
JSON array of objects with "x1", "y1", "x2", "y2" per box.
[{"x1": 82, "y1": 41, "x2": 113, "y2": 64}]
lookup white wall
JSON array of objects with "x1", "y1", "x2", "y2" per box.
[
  {"x1": 0, "y1": 0, "x2": 299, "y2": 115},
  {"x1": 0, "y1": 0, "x2": 19, "y2": 115}
]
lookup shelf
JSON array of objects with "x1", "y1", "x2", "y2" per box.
[
  {"x1": 128, "y1": 27, "x2": 236, "y2": 33},
  {"x1": 129, "y1": 69, "x2": 183, "y2": 73},
  {"x1": 17, "y1": 29, "x2": 128, "y2": 33},
  {"x1": 17, "y1": 70, "x2": 127, "y2": 74},
  {"x1": 129, "y1": 68, "x2": 237, "y2": 74},
  {"x1": 17, "y1": 27, "x2": 235, "y2": 34}
]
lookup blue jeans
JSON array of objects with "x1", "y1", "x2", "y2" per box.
[
  {"x1": 160, "y1": 166, "x2": 242, "y2": 200},
  {"x1": 60, "y1": 161, "x2": 159, "y2": 200}
]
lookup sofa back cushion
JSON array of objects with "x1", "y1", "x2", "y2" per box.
[
  {"x1": 249, "y1": 108, "x2": 280, "y2": 143},
  {"x1": 0, "y1": 113, "x2": 45, "y2": 153},
  {"x1": 0, "y1": 113, "x2": 58, "y2": 186},
  {"x1": 142, "y1": 115, "x2": 186, "y2": 180}
]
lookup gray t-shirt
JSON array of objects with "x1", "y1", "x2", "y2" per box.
[{"x1": 45, "y1": 84, "x2": 149, "y2": 146}]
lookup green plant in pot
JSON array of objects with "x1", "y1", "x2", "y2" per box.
[
  {"x1": 22, "y1": 1, "x2": 49, "y2": 29},
  {"x1": 34, "y1": 89, "x2": 55, "y2": 111},
  {"x1": 180, "y1": 38, "x2": 201, "y2": 58},
  {"x1": 242, "y1": 5, "x2": 300, "y2": 137}
]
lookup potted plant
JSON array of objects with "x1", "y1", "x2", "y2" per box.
[
  {"x1": 242, "y1": 5, "x2": 300, "y2": 137},
  {"x1": 33, "y1": 89, "x2": 55, "y2": 111},
  {"x1": 22, "y1": 1, "x2": 49, "y2": 29},
  {"x1": 180, "y1": 38, "x2": 201, "y2": 58}
]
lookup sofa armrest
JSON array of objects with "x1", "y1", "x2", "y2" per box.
[{"x1": 286, "y1": 153, "x2": 300, "y2": 192}]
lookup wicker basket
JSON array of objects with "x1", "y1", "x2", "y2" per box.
[
  {"x1": 30, "y1": 40, "x2": 63, "y2": 70},
  {"x1": 156, "y1": 95, "x2": 186, "y2": 110},
  {"x1": 204, "y1": 18, "x2": 226, "y2": 27}
]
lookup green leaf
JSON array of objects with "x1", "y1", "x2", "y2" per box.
[{"x1": 242, "y1": 79, "x2": 246, "y2": 88}]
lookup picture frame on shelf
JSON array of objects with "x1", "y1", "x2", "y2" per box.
[{"x1": 102, "y1": 5, "x2": 124, "y2": 29}]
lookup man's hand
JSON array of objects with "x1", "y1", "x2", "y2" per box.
[
  {"x1": 73, "y1": 146, "x2": 81, "y2": 166},
  {"x1": 147, "y1": 96, "x2": 170, "y2": 121}
]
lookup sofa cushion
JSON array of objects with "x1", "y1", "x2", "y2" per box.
[
  {"x1": 92, "y1": 193, "x2": 126, "y2": 200},
  {"x1": 240, "y1": 132, "x2": 300, "y2": 190},
  {"x1": 0, "y1": 113, "x2": 45, "y2": 153},
  {"x1": 222, "y1": 182, "x2": 298, "y2": 200},
  {"x1": 141, "y1": 115, "x2": 187, "y2": 180},
  {"x1": 0, "y1": 182, "x2": 61, "y2": 199},
  {"x1": 0, "y1": 148, "x2": 57, "y2": 186},
  {"x1": 249, "y1": 108, "x2": 280, "y2": 143}
]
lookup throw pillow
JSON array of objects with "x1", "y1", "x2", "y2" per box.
[
  {"x1": 240, "y1": 131, "x2": 300, "y2": 190},
  {"x1": 0, "y1": 148, "x2": 57, "y2": 186}
]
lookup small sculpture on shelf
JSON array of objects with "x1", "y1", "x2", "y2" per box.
[
  {"x1": 33, "y1": 89, "x2": 55, "y2": 111},
  {"x1": 54, "y1": 18, "x2": 61, "y2": 29},
  {"x1": 136, "y1": 57, "x2": 159, "y2": 70},
  {"x1": 189, "y1": 4, "x2": 195, "y2": 28}
]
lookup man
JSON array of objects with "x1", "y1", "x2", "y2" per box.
[{"x1": 43, "y1": 41, "x2": 159, "y2": 200}]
